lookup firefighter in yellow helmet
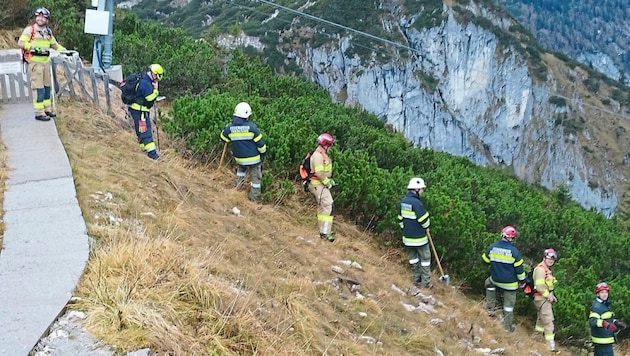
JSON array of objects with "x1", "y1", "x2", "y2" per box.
[
  {"x1": 128, "y1": 64, "x2": 164, "y2": 160},
  {"x1": 17, "y1": 7, "x2": 66, "y2": 121}
]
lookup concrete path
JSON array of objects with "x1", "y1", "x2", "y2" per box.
[{"x1": 0, "y1": 103, "x2": 89, "y2": 355}]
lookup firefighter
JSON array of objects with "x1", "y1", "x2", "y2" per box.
[
  {"x1": 398, "y1": 177, "x2": 432, "y2": 288},
  {"x1": 220, "y1": 102, "x2": 267, "y2": 201},
  {"x1": 128, "y1": 64, "x2": 164, "y2": 160},
  {"x1": 533, "y1": 248, "x2": 559, "y2": 352},
  {"x1": 308, "y1": 133, "x2": 335, "y2": 241},
  {"x1": 17, "y1": 7, "x2": 66, "y2": 121},
  {"x1": 482, "y1": 225, "x2": 527, "y2": 332},
  {"x1": 589, "y1": 282, "x2": 627, "y2": 356}
]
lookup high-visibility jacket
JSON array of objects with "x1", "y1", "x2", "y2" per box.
[
  {"x1": 533, "y1": 261, "x2": 557, "y2": 298},
  {"x1": 481, "y1": 239, "x2": 526, "y2": 290},
  {"x1": 129, "y1": 73, "x2": 158, "y2": 112},
  {"x1": 309, "y1": 146, "x2": 332, "y2": 186},
  {"x1": 220, "y1": 116, "x2": 266, "y2": 166},
  {"x1": 397, "y1": 191, "x2": 430, "y2": 247},
  {"x1": 589, "y1": 298, "x2": 616, "y2": 345},
  {"x1": 18, "y1": 24, "x2": 65, "y2": 63}
]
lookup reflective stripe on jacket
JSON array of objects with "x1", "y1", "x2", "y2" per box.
[
  {"x1": 589, "y1": 298, "x2": 616, "y2": 345},
  {"x1": 18, "y1": 24, "x2": 65, "y2": 63},
  {"x1": 481, "y1": 239, "x2": 526, "y2": 290},
  {"x1": 309, "y1": 146, "x2": 332, "y2": 186},
  {"x1": 397, "y1": 191, "x2": 430, "y2": 246},
  {"x1": 533, "y1": 261, "x2": 557, "y2": 298},
  {"x1": 129, "y1": 72, "x2": 158, "y2": 112},
  {"x1": 220, "y1": 116, "x2": 266, "y2": 166}
]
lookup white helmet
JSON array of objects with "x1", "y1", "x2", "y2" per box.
[
  {"x1": 407, "y1": 177, "x2": 426, "y2": 190},
  {"x1": 233, "y1": 102, "x2": 252, "y2": 118}
]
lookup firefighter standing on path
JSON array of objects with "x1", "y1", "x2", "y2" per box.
[
  {"x1": 17, "y1": 7, "x2": 66, "y2": 121},
  {"x1": 128, "y1": 64, "x2": 163, "y2": 160},
  {"x1": 482, "y1": 225, "x2": 527, "y2": 332},
  {"x1": 308, "y1": 133, "x2": 336, "y2": 242},
  {"x1": 589, "y1": 282, "x2": 627, "y2": 356},
  {"x1": 398, "y1": 177, "x2": 432, "y2": 289},
  {"x1": 533, "y1": 248, "x2": 559, "y2": 353},
  {"x1": 221, "y1": 102, "x2": 267, "y2": 202}
]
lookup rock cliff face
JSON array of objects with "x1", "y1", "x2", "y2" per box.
[{"x1": 285, "y1": 9, "x2": 624, "y2": 216}]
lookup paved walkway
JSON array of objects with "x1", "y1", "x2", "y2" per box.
[{"x1": 0, "y1": 103, "x2": 89, "y2": 355}]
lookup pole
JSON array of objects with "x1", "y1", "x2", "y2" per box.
[
  {"x1": 154, "y1": 96, "x2": 166, "y2": 152},
  {"x1": 219, "y1": 142, "x2": 228, "y2": 168}
]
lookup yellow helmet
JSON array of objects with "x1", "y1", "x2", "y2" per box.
[{"x1": 149, "y1": 64, "x2": 164, "y2": 80}]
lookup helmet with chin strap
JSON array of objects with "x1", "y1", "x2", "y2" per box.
[
  {"x1": 34, "y1": 7, "x2": 51, "y2": 19},
  {"x1": 501, "y1": 225, "x2": 517, "y2": 240},
  {"x1": 317, "y1": 132, "x2": 335, "y2": 148},
  {"x1": 595, "y1": 282, "x2": 610, "y2": 294},
  {"x1": 543, "y1": 248, "x2": 558, "y2": 260}
]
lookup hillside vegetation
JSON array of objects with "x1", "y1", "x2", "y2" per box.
[
  {"x1": 3, "y1": 0, "x2": 630, "y2": 353},
  {"x1": 52, "y1": 98, "x2": 581, "y2": 355}
]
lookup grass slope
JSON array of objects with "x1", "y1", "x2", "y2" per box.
[{"x1": 49, "y1": 97, "x2": 592, "y2": 355}]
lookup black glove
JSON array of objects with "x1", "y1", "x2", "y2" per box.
[{"x1": 615, "y1": 320, "x2": 627, "y2": 329}]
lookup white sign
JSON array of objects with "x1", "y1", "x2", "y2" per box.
[
  {"x1": 0, "y1": 61, "x2": 22, "y2": 74},
  {"x1": 84, "y1": 9, "x2": 110, "y2": 35}
]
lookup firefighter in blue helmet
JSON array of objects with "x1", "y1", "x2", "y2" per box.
[
  {"x1": 128, "y1": 64, "x2": 163, "y2": 160},
  {"x1": 220, "y1": 102, "x2": 267, "y2": 201},
  {"x1": 482, "y1": 225, "x2": 527, "y2": 332},
  {"x1": 589, "y1": 282, "x2": 627, "y2": 356}
]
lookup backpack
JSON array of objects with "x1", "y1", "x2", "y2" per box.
[
  {"x1": 120, "y1": 72, "x2": 143, "y2": 105},
  {"x1": 523, "y1": 267, "x2": 536, "y2": 299},
  {"x1": 299, "y1": 149, "x2": 315, "y2": 191}
]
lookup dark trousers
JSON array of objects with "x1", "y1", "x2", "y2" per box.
[
  {"x1": 593, "y1": 343, "x2": 614, "y2": 356},
  {"x1": 129, "y1": 108, "x2": 157, "y2": 152}
]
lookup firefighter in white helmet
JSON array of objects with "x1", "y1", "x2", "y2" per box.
[
  {"x1": 221, "y1": 102, "x2": 267, "y2": 201},
  {"x1": 398, "y1": 177, "x2": 432, "y2": 288}
]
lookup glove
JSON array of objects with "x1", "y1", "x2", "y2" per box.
[
  {"x1": 139, "y1": 119, "x2": 147, "y2": 133},
  {"x1": 603, "y1": 320, "x2": 618, "y2": 332},
  {"x1": 399, "y1": 222, "x2": 404, "y2": 229},
  {"x1": 260, "y1": 153, "x2": 266, "y2": 162},
  {"x1": 615, "y1": 320, "x2": 627, "y2": 329}
]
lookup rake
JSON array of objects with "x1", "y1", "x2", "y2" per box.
[{"x1": 427, "y1": 230, "x2": 450, "y2": 284}]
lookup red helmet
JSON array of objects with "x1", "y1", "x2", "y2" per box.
[
  {"x1": 317, "y1": 133, "x2": 335, "y2": 148},
  {"x1": 543, "y1": 248, "x2": 558, "y2": 260},
  {"x1": 595, "y1": 282, "x2": 610, "y2": 294},
  {"x1": 501, "y1": 225, "x2": 517, "y2": 239}
]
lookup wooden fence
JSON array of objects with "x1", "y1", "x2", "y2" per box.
[{"x1": 0, "y1": 49, "x2": 114, "y2": 115}]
